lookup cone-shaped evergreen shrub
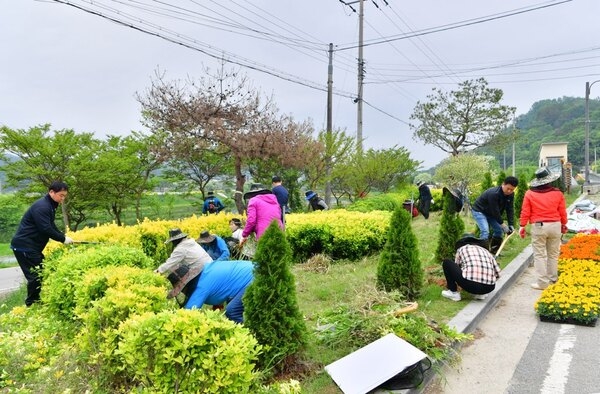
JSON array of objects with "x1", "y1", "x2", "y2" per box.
[
  {"x1": 376, "y1": 206, "x2": 423, "y2": 301},
  {"x1": 515, "y1": 172, "x2": 529, "y2": 221},
  {"x1": 435, "y1": 191, "x2": 465, "y2": 262},
  {"x1": 481, "y1": 171, "x2": 493, "y2": 194},
  {"x1": 243, "y1": 221, "x2": 307, "y2": 372}
]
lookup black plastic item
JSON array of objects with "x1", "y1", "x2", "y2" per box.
[{"x1": 379, "y1": 357, "x2": 432, "y2": 390}]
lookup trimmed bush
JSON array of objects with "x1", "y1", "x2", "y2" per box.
[
  {"x1": 115, "y1": 309, "x2": 260, "y2": 393},
  {"x1": 41, "y1": 245, "x2": 156, "y2": 319}
]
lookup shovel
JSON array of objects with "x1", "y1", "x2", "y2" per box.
[{"x1": 494, "y1": 231, "x2": 514, "y2": 259}]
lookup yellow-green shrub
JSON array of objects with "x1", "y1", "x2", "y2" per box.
[
  {"x1": 41, "y1": 245, "x2": 156, "y2": 320},
  {"x1": 114, "y1": 309, "x2": 261, "y2": 393},
  {"x1": 74, "y1": 266, "x2": 175, "y2": 373}
]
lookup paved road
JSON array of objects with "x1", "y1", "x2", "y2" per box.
[
  {"x1": 424, "y1": 265, "x2": 600, "y2": 394},
  {"x1": 0, "y1": 266, "x2": 24, "y2": 295}
]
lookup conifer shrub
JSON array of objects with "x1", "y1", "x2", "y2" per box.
[
  {"x1": 41, "y1": 245, "x2": 156, "y2": 320},
  {"x1": 115, "y1": 309, "x2": 260, "y2": 393},
  {"x1": 376, "y1": 206, "x2": 423, "y2": 300},
  {"x1": 515, "y1": 172, "x2": 529, "y2": 221},
  {"x1": 481, "y1": 171, "x2": 493, "y2": 194},
  {"x1": 435, "y1": 191, "x2": 465, "y2": 262},
  {"x1": 243, "y1": 221, "x2": 308, "y2": 373}
]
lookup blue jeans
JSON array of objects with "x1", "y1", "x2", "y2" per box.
[
  {"x1": 472, "y1": 210, "x2": 504, "y2": 239},
  {"x1": 225, "y1": 285, "x2": 249, "y2": 323}
]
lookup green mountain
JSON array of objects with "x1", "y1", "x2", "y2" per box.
[{"x1": 479, "y1": 96, "x2": 600, "y2": 169}]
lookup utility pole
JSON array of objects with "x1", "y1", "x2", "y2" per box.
[
  {"x1": 585, "y1": 81, "x2": 591, "y2": 184},
  {"x1": 339, "y1": 0, "x2": 366, "y2": 153},
  {"x1": 325, "y1": 43, "x2": 334, "y2": 205},
  {"x1": 356, "y1": 0, "x2": 364, "y2": 154}
]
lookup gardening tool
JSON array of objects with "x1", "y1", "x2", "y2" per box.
[
  {"x1": 72, "y1": 240, "x2": 103, "y2": 245},
  {"x1": 494, "y1": 231, "x2": 514, "y2": 258}
]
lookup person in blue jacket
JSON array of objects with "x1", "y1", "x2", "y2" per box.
[
  {"x1": 202, "y1": 191, "x2": 225, "y2": 214},
  {"x1": 184, "y1": 260, "x2": 255, "y2": 323},
  {"x1": 197, "y1": 230, "x2": 230, "y2": 261}
]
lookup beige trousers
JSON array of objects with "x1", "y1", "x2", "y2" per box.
[{"x1": 531, "y1": 221, "x2": 561, "y2": 288}]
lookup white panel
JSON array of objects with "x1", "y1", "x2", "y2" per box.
[{"x1": 324, "y1": 333, "x2": 428, "y2": 394}]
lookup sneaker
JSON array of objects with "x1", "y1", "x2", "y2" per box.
[
  {"x1": 530, "y1": 283, "x2": 547, "y2": 290},
  {"x1": 441, "y1": 290, "x2": 461, "y2": 301},
  {"x1": 473, "y1": 294, "x2": 488, "y2": 300}
]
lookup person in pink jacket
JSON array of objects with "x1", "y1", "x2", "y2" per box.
[{"x1": 241, "y1": 187, "x2": 284, "y2": 242}]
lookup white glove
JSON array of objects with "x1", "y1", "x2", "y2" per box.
[
  {"x1": 431, "y1": 199, "x2": 435, "y2": 204},
  {"x1": 64, "y1": 236, "x2": 74, "y2": 245}
]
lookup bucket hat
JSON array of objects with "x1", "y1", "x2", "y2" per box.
[
  {"x1": 305, "y1": 190, "x2": 317, "y2": 200},
  {"x1": 530, "y1": 167, "x2": 560, "y2": 187},
  {"x1": 197, "y1": 230, "x2": 216, "y2": 244},
  {"x1": 442, "y1": 187, "x2": 464, "y2": 213},
  {"x1": 164, "y1": 228, "x2": 188, "y2": 244},
  {"x1": 243, "y1": 188, "x2": 272, "y2": 201},
  {"x1": 166, "y1": 261, "x2": 203, "y2": 299}
]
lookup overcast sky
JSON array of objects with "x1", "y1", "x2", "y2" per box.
[{"x1": 2, "y1": 0, "x2": 600, "y2": 168}]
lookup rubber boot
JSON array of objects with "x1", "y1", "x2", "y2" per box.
[{"x1": 489, "y1": 237, "x2": 503, "y2": 255}]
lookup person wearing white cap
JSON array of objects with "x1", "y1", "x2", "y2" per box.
[{"x1": 519, "y1": 167, "x2": 567, "y2": 290}]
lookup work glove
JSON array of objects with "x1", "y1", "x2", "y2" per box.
[
  {"x1": 64, "y1": 236, "x2": 74, "y2": 245},
  {"x1": 519, "y1": 227, "x2": 526, "y2": 239},
  {"x1": 431, "y1": 199, "x2": 435, "y2": 205},
  {"x1": 239, "y1": 236, "x2": 246, "y2": 247},
  {"x1": 501, "y1": 224, "x2": 509, "y2": 234},
  {"x1": 561, "y1": 224, "x2": 568, "y2": 234},
  {"x1": 507, "y1": 225, "x2": 515, "y2": 235}
]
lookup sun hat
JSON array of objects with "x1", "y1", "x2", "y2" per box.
[
  {"x1": 305, "y1": 190, "x2": 317, "y2": 200},
  {"x1": 166, "y1": 261, "x2": 203, "y2": 299},
  {"x1": 442, "y1": 187, "x2": 464, "y2": 213},
  {"x1": 243, "y1": 187, "x2": 272, "y2": 201},
  {"x1": 197, "y1": 230, "x2": 216, "y2": 244},
  {"x1": 416, "y1": 181, "x2": 423, "y2": 186},
  {"x1": 164, "y1": 228, "x2": 188, "y2": 244},
  {"x1": 530, "y1": 167, "x2": 560, "y2": 187}
]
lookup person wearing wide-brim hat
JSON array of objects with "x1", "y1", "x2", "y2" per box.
[
  {"x1": 155, "y1": 228, "x2": 213, "y2": 303},
  {"x1": 416, "y1": 181, "x2": 433, "y2": 219},
  {"x1": 519, "y1": 167, "x2": 567, "y2": 290},
  {"x1": 241, "y1": 185, "x2": 283, "y2": 242},
  {"x1": 442, "y1": 187, "x2": 464, "y2": 213},
  {"x1": 305, "y1": 190, "x2": 328, "y2": 211},
  {"x1": 196, "y1": 230, "x2": 230, "y2": 261}
]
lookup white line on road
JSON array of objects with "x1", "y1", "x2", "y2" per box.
[{"x1": 541, "y1": 324, "x2": 576, "y2": 394}]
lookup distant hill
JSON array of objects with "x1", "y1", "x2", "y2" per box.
[{"x1": 478, "y1": 96, "x2": 600, "y2": 169}]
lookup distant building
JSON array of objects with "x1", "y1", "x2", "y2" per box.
[{"x1": 539, "y1": 142, "x2": 568, "y2": 174}]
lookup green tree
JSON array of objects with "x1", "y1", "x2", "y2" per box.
[
  {"x1": 331, "y1": 146, "x2": 420, "y2": 201},
  {"x1": 481, "y1": 172, "x2": 493, "y2": 194},
  {"x1": 243, "y1": 221, "x2": 307, "y2": 373},
  {"x1": 376, "y1": 206, "x2": 423, "y2": 301},
  {"x1": 496, "y1": 171, "x2": 507, "y2": 186},
  {"x1": 435, "y1": 190, "x2": 465, "y2": 263},
  {"x1": 0, "y1": 195, "x2": 25, "y2": 242},
  {"x1": 410, "y1": 78, "x2": 515, "y2": 156},
  {"x1": 434, "y1": 154, "x2": 490, "y2": 203}
]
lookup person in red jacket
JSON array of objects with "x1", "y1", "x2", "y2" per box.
[{"x1": 519, "y1": 167, "x2": 567, "y2": 290}]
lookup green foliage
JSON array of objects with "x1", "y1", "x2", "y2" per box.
[
  {"x1": 496, "y1": 171, "x2": 507, "y2": 186},
  {"x1": 481, "y1": 172, "x2": 493, "y2": 194},
  {"x1": 346, "y1": 193, "x2": 403, "y2": 212},
  {"x1": 244, "y1": 221, "x2": 307, "y2": 373},
  {"x1": 376, "y1": 207, "x2": 423, "y2": 300},
  {"x1": 115, "y1": 309, "x2": 260, "y2": 393},
  {"x1": 41, "y1": 245, "x2": 156, "y2": 319},
  {"x1": 435, "y1": 192, "x2": 465, "y2": 262},
  {"x1": 315, "y1": 305, "x2": 471, "y2": 364},
  {"x1": 74, "y1": 266, "x2": 174, "y2": 371},
  {"x1": 515, "y1": 172, "x2": 530, "y2": 219},
  {"x1": 434, "y1": 154, "x2": 490, "y2": 196},
  {"x1": 410, "y1": 78, "x2": 515, "y2": 156},
  {"x1": 286, "y1": 226, "x2": 334, "y2": 262},
  {"x1": 0, "y1": 195, "x2": 25, "y2": 243}
]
